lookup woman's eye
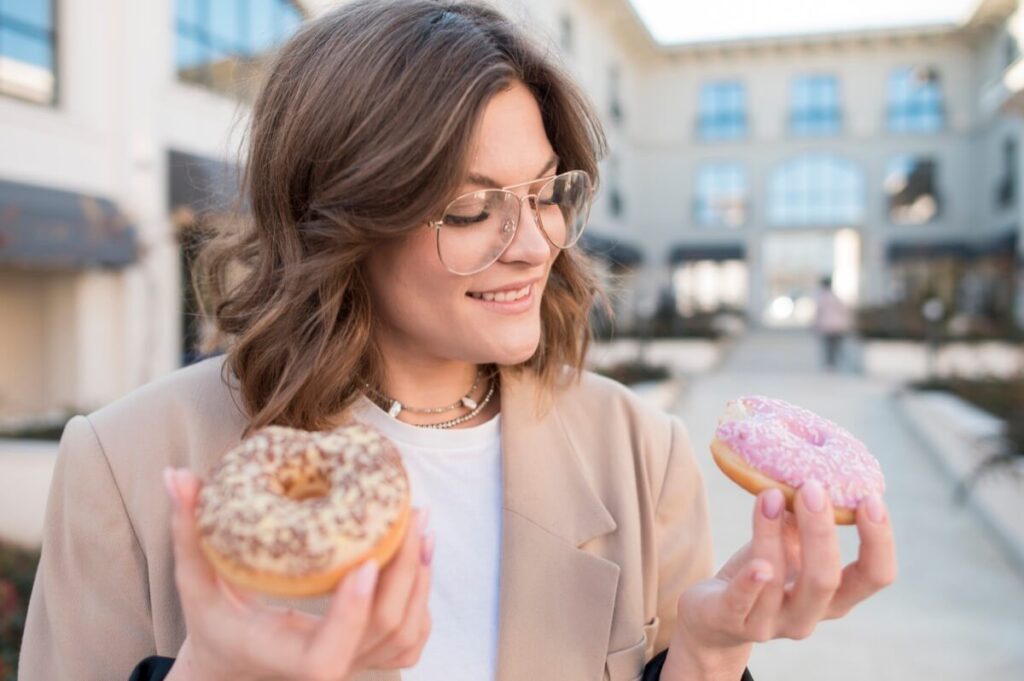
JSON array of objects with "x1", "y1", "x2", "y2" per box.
[{"x1": 445, "y1": 211, "x2": 490, "y2": 226}]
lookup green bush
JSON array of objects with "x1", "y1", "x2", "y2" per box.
[
  {"x1": 0, "y1": 542, "x2": 40, "y2": 681},
  {"x1": 595, "y1": 360, "x2": 671, "y2": 385}
]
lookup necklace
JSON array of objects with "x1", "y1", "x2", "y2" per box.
[
  {"x1": 418, "y1": 376, "x2": 497, "y2": 429},
  {"x1": 364, "y1": 368, "x2": 481, "y2": 418}
]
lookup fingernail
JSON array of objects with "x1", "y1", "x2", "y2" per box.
[
  {"x1": 173, "y1": 468, "x2": 190, "y2": 493},
  {"x1": 753, "y1": 566, "x2": 773, "y2": 583},
  {"x1": 421, "y1": 531, "x2": 435, "y2": 566},
  {"x1": 354, "y1": 560, "x2": 379, "y2": 597},
  {"x1": 762, "y1": 489, "x2": 784, "y2": 520},
  {"x1": 162, "y1": 468, "x2": 179, "y2": 509},
  {"x1": 802, "y1": 480, "x2": 826, "y2": 513},
  {"x1": 865, "y1": 495, "x2": 886, "y2": 524},
  {"x1": 417, "y1": 507, "x2": 431, "y2": 536}
]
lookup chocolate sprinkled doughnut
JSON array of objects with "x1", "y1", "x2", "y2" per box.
[{"x1": 195, "y1": 422, "x2": 411, "y2": 597}]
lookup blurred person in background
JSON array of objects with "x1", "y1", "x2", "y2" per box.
[
  {"x1": 18, "y1": 2, "x2": 895, "y2": 681},
  {"x1": 814, "y1": 276, "x2": 853, "y2": 371}
]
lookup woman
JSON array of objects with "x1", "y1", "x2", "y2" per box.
[{"x1": 19, "y1": 2, "x2": 897, "y2": 680}]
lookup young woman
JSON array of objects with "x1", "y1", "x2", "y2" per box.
[{"x1": 19, "y1": 2, "x2": 897, "y2": 680}]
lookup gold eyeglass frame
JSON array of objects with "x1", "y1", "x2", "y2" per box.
[{"x1": 428, "y1": 169, "x2": 595, "y2": 276}]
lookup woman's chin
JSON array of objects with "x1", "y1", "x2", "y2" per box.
[{"x1": 484, "y1": 336, "x2": 540, "y2": 366}]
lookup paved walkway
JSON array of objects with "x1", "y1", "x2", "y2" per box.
[{"x1": 674, "y1": 330, "x2": 1024, "y2": 680}]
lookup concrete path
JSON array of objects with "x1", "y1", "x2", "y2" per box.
[{"x1": 674, "y1": 330, "x2": 1024, "y2": 680}]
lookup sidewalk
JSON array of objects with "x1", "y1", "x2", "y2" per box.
[{"x1": 675, "y1": 329, "x2": 1024, "y2": 681}]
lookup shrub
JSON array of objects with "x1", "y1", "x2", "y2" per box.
[{"x1": 0, "y1": 542, "x2": 41, "y2": 681}]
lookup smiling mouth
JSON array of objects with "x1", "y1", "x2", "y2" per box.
[{"x1": 466, "y1": 283, "x2": 532, "y2": 302}]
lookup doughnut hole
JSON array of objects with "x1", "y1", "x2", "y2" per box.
[{"x1": 270, "y1": 464, "x2": 331, "y2": 501}]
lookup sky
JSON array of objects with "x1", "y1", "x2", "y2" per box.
[{"x1": 628, "y1": 0, "x2": 983, "y2": 45}]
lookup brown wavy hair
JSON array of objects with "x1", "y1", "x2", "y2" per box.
[{"x1": 192, "y1": 0, "x2": 610, "y2": 435}]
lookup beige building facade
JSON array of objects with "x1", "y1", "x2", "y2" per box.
[{"x1": 2, "y1": 0, "x2": 1022, "y2": 423}]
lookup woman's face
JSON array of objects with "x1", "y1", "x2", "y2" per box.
[{"x1": 366, "y1": 80, "x2": 561, "y2": 367}]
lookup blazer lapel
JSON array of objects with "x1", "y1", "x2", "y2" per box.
[
  {"x1": 258, "y1": 369, "x2": 621, "y2": 681},
  {"x1": 493, "y1": 369, "x2": 621, "y2": 681}
]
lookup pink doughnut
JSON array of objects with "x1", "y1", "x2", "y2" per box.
[{"x1": 710, "y1": 395, "x2": 885, "y2": 524}]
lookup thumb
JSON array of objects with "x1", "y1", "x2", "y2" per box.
[{"x1": 306, "y1": 560, "x2": 380, "y2": 672}]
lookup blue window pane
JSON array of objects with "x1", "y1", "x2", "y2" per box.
[
  {"x1": 695, "y1": 163, "x2": 748, "y2": 228},
  {"x1": 698, "y1": 81, "x2": 747, "y2": 140},
  {"x1": 176, "y1": 0, "x2": 201, "y2": 27},
  {"x1": 249, "y1": 0, "x2": 278, "y2": 53},
  {"x1": 174, "y1": 0, "x2": 301, "y2": 93},
  {"x1": 1, "y1": 0, "x2": 51, "y2": 28},
  {"x1": 768, "y1": 154, "x2": 865, "y2": 226},
  {"x1": 887, "y1": 67, "x2": 944, "y2": 133},
  {"x1": 209, "y1": 0, "x2": 242, "y2": 53},
  {"x1": 790, "y1": 75, "x2": 840, "y2": 136},
  {"x1": 176, "y1": 34, "x2": 208, "y2": 70},
  {"x1": 277, "y1": 1, "x2": 302, "y2": 40},
  {"x1": 0, "y1": 26, "x2": 51, "y2": 69}
]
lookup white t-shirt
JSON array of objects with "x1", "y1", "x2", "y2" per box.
[{"x1": 351, "y1": 394, "x2": 503, "y2": 680}]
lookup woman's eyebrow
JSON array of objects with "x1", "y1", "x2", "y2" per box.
[{"x1": 465, "y1": 155, "x2": 560, "y2": 188}]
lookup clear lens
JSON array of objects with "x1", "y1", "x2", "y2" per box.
[
  {"x1": 535, "y1": 170, "x2": 591, "y2": 249},
  {"x1": 437, "y1": 190, "x2": 520, "y2": 275},
  {"x1": 436, "y1": 170, "x2": 593, "y2": 275}
]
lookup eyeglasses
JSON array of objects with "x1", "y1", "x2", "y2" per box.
[{"x1": 428, "y1": 169, "x2": 594, "y2": 275}]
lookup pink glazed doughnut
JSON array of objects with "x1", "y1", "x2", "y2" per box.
[{"x1": 710, "y1": 395, "x2": 885, "y2": 525}]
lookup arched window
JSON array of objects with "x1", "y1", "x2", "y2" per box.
[{"x1": 768, "y1": 154, "x2": 865, "y2": 226}]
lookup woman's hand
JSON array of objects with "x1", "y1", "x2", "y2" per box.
[
  {"x1": 163, "y1": 468, "x2": 434, "y2": 681},
  {"x1": 667, "y1": 481, "x2": 897, "y2": 677}
]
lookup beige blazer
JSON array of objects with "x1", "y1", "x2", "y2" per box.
[{"x1": 19, "y1": 355, "x2": 714, "y2": 681}]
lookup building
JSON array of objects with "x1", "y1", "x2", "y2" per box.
[
  {"x1": 2, "y1": 0, "x2": 1021, "y2": 423},
  {"x1": 0, "y1": 0, "x2": 305, "y2": 424}
]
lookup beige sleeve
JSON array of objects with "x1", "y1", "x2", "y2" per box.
[
  {"x1": 651, "y1": 415, "x2": 716, "y2": 657},
  {"x1": 19, "y1": 415, "x2": 155, "y2": 681}
]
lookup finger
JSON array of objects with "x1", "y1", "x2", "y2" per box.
[
  {"x1": 365, "y1": 530, "x2": 435, "y2": 666},
  {"x1": 303, "y1": 560, "x2": 380, "y2": 677},
  {"x1": 165, "y1": 468, "x2": 219, "y2": 605},
  {"x1": 782, "y1": 480, "x2": 842, "y2": 639},
  {"x1": 826, "y1": 494, "x2": 897, "y2": 619},
  {"x1": 363, "y1": 508, "x2": 429, "y2": 649},
  {"x1": 215, "y1": 574, "x2": 256, "y2": 613},
  {"x1": 743, "y1": 489, "x2": 788, "y2": 638},
  {"x1": 714, "y1": 559, "x2": 775, "y2": 637}
]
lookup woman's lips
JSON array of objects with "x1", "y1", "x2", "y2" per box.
[{"x1": 466, "y1": 283, "x2": 534, "y2": 314}]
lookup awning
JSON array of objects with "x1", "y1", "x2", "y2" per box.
[
  {"x1": 668, "y1": 242, "x2": 746, "y2": 264},
  {"x1": 0, "y1": 178, "x2": 138, "y2": 270},
  {"x1": 580, "y1": 230, "x2": 644, "y2": 268},
  {"x1": 886, "y1": 231, "x2": 1018, "y2": 262}
]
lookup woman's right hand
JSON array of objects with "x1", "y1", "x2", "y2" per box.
[{"x1": 163, "y1": 467, "x2": 435, "y2": 681}]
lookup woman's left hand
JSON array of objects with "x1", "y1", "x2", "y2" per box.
[{"x1": 669, "y1": 480, "x2": 897, "y2": 673}]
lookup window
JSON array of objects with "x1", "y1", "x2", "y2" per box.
[
  {"x1": 768, "y1": 154, "x2": 865, "y2": 226},
  {"x1": 694, "y1": 163, "x2": 747, "y2": 228},
  {"x1": 559, "y1": 14, "x2": 573, "y2": 53},
  {"x1": 0, "y1": 0, "x2": 56, "y2": 104},
  {"x1": 607, "y1": 156, "x2": 623, "y2": 218},
  {"x1": 176, "y1": 0, "x2": 303, "y2": 98},
  {"x1": 884, "y1": 156, "x2": 940, "y2": 224},
  {"x1": 697, "y1": 81, "x2": 746, "y2": 141},
  {"x1": 608, "y1": 64, "x2": 623, "y2": 125},
  {"x1": 1006, "y1": 33, "x2": 1020, "y2": 70},
  {"x1": 997, "y1": 138, "x2": 1016, "y2": 210},
  {"x1": 887, "y1": 67, "x2": 944, "y2": 133},
  {"x1": 790, "y1": 75, "x2": 840, "y2": 136}
]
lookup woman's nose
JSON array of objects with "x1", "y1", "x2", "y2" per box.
[{"x1": 500, "y1": 195, "x2": 552, "y2": 266}]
